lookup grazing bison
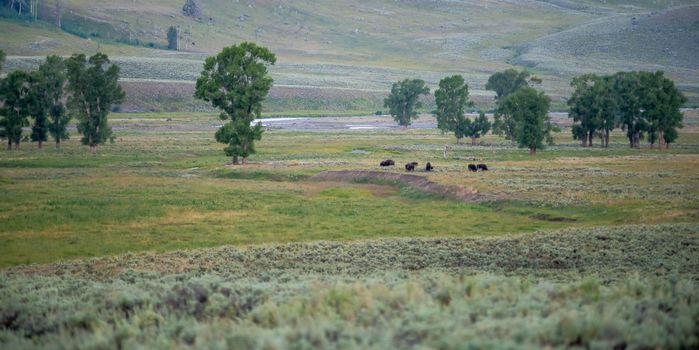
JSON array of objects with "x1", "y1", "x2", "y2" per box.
[
  {"x1": 380, "y1": 159, "x2": 395, "y2": 167},
  {"x1": 477, "y1": 164, "x2": 488, "y2": 171},
  {"x1": 405, "y1": 163, "x2": 415, "y2": 171},
  {"x1": 425, "y1": 162, "x2": 434, "y2": 171},
  {"x1": 468, "y1": 164, "x2": 478, "y2": 172}
]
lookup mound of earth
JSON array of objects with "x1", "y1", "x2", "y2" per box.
[{"x1": 310, "y1": 170, "x2": 500, "y2": 203}]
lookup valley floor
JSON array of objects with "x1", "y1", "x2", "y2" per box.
[{"x1": 0, "y1": 112, "x2": 697, "y2": 348}]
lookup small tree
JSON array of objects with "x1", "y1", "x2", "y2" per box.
[
  {"x1": 194, "y1": 42, "x2": 276, "y2": 165},
  {"x1": 182, "y1": 0, "x2": 202, "y2": 18},
  {"x1": 463, "y1": 112, "x2": 491, "y2": 145},
  {"x1": 167, "y1": 26, "x2": 179, "y2": 50},
  {"x1": 384, "y1": 79, "x2": 429, "y2": 128},
  {"x1": 66, "y1": 53, "x2": 124, "y2": 154},
  {"x1": 0, "y1": 70, "x2": 32, "y2": 150},
  {"x1": 435, "y1": 75, "x2": 473, "y2": 143},
  {"x1": 502, "y1": 86, "x2": 553, "y2": 156}
]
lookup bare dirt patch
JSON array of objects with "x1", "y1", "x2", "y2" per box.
[{"x1": 310, "y1": 170, "x2": 501, "y2": 203}]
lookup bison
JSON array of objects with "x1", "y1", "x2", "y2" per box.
[
  {"x1": 425, "y1": 162, "x2": 434, "y2": 171},
  {"x1": 477, "y1": 164, "x2": 488, "y2": 171},
  {"x1": 468, "y1": 164, "x2": 478, "y2": 172},
  {"x1": 405, "y1": 163, "x2": 416, "y2": 172},
  {"x1": 380, "y1": 159, "x2": 395, "y2": 167}
]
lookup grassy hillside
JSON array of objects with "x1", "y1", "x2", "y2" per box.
[{"x1": 1, "y1": 0, "x2": 698, "y2": 111}]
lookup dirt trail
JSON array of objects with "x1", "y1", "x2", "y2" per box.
[{"x1": 310, "y1": 170, "x2": 501, "y2": 203}]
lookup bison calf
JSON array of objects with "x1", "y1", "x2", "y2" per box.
[
  {"x1": 425, "y1": 162, "x2": 434, "y2": 171},
  {"x1": 405, "y1": 163, "x2": 416, "y2": 172},
  {"x1": 380, "y1": 159, "x2": 395, "y2": 167},
  {"x1": 468, "y1": 164, "x2": 478, "y2": 172},
  {"x1": 477, "y1": 164, "x2": 488, "y2": 171}
]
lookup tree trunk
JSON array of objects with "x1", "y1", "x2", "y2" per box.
[
  {"x1": 7, "y1": 140, "x2": 11, "y2": 150},
  {"x1": 604, "y1": 129, "x2": 610, "y2": 148},
  {"x1": 91, "y1": 145, "x2": 97, "y2": 154},
  {"x1": 529, "y1": 148, "x2": 536, "y2": 156},
  {"x1": 54, "y1": 0, "x2": 61, "y2": 28},
  {"x1": 471, "y1": 137, "x2": 476, "y2": 146},
  {"x1": 658, "y1": 130, "x2": 665, "y2": 151},
  {"x1": 588, "y1": 132, "x2": 593, "y2": 148},
  {"x1": 55, "y1": 139, "x2": 60, "y2": 148},
  {"x1": 582, "y1": 137, "x2": 587, "y2": 147},
  {"x1": 38, "y1": 140, "x2": 43, "y2": 149},
  {"x1": 15, "y1": 142, "x2": 20, "y2": 150},
  {"x1": 231, "y1": 155, "x2": 239, "y2": 165}
]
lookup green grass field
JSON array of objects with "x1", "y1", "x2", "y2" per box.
[{"x1": 0, "y1": 112, "x2": 697, "y2": 267}]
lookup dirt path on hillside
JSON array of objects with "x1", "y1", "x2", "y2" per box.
[{"x1": 310, "y1": 170, "x2": 501, "y2": 203}]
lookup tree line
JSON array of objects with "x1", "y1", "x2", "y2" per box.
[
  {"x1": 383, "y1": 68, "x2": 686, "y2": 155},
  {"x1": 568, "y1": 71, "x2": 685, "y2": 149},
  {"x1": 0, "y1": 50, "x2": 124, "y2": 153},
  {"x1": 383, "y1": 69, "x2": 556, "y2": 155}
]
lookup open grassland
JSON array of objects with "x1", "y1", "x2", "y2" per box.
[
  {"x1": 1, "y1": 224, "x2": 697, "y2": 349},
  {"x1": 0, "y1": 112, "x2": 698, "y2": 267}
]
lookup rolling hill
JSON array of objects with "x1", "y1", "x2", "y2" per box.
[{"x1": 1, "y1": 0, "x2": 697, "y2": 112}]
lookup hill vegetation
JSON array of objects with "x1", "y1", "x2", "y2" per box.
[{"x1": 1, "y1": 0, "x2": 697, "y2": 112}]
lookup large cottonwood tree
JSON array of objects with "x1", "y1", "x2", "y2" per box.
[
  {"x1": 194, "y1": 42, "x2": 276, "y2": 164},
  {"x1": 384, "y1": 79, "x2": 429, "y2": 128}
]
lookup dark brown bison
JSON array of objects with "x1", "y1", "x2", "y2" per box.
[
  {"x1": 405, "y1": 163, "x2": 415, "y2": 171},
  {"x1": 425, "y1": 162, "x2": 434, "y2": 171},
  {"x1": 477, "y1": 164, "x2": 488, "y2": 171},
  {"x1": 468, "y1": 164, "x2": 478, "y2": 172},
  {"x1": 380, "y1": 159, "x2": 395, "y2": 167}
]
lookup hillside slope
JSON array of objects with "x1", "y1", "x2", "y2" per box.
[{"x1": 1, "y1": 0, "x2": 697, "y2": 111}]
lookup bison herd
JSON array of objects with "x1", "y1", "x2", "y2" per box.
[
  {"x1": 468, "y1": 164, "x2": 488, "y2": 172},
  {"x1": 380, "y1": 160, "x2": 487, "y2": 173}
]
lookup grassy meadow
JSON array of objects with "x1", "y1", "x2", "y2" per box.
[
  {"x1": 1, "y1": 112, "x2": 697, "y2": 267},
  {"x1": 0, "y1": 112, "x2": 698, "y2": 348}
]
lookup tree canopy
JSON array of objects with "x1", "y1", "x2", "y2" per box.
[
  {"x1": 194, "y1": 42, "x2": 276, "y2": 164},
  {"x1": 434, "y1": 75, "x2": 473, "y2": 143},
  {"x1": 66, "y1": 53, "x2": 124, "y2": 153},
  {"x1": 462, "y1": 112, "x2": 491, "y2": 145},
  {"x1": 167, "y1": 26, "x2": 178, "y2": 51},
  {"x1": 487, "y1": 69, "x2": 532, "y2": 143},
  {"x1": 384, "y1": 79, "x2": 429, "y2": 128},
  {"x1": 501, "y1": 86, "x2": 554, "y2": 155},
  {"x1": 485, "y1": 68, "x2": 530, "y2": 100},
  {"x1": 638, "y1": 71, "x2": 686, "y2": 149}
]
